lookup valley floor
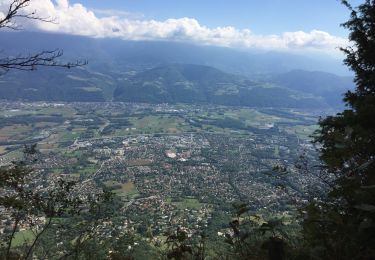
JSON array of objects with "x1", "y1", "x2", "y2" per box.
[{"x1": 0, "y1": 101, "x2": 325, "y2": 257}]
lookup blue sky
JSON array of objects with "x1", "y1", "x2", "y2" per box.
[
  {"x1": 1, "y1": 0, "x2": 362, "y2": 55},
  {"x1": 70, "y1": 0, "x2": 362, "y2": 37}
]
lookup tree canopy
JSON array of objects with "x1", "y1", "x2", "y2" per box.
[{"x1": 304, "y1": 1, "x2": 375, "y2": 259}]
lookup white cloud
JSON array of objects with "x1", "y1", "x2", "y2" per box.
[
  {"x1": 0, "y1": 0, "x2": 348, "y2": 54},
  {"x1": 91, "y1": 8, "x2": 144, "y2": 20}
]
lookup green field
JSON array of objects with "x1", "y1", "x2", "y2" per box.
[
  {"x1": 175, "y1": 198, "x2": 202, "y2": 210},
  {"x1": 104, "y1": 180, "x2": 138, "y2": 198},
  {"x1": 78, "y1": 165, "x2": 98, "y2": 175},
  {"x1": 12, "y1": 230, "x2": 35, "y2": 247},
  {"x1": 0, "y1": 146, "x2": 7, "y2": 155},
  {"x1": 0, "y1": 125, "x2": 32, "y2": 140},
  {"x1": 285, "y1": 124, "x2": 319, "y2": 139},
  {"x1": 126, "y1": 115, "x2": 191, "y2": 134}
]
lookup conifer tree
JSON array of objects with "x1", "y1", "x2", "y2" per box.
[{"x1": 303, "y1": 1, "x2": 375, "y2": 258}]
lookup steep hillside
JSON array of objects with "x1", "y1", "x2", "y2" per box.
[
  {"x1": 0, "y1": 32, "x2": 352, "y2": 107},
  {"x1": 114, "y1": 64, "x2": 328, "y2": 108},
  {"x1": 0, "y1": 67, "x2": 116, "y2": 102},
  {"x1": 272, "y1": 70, "x2": 354, "y2": 107}
]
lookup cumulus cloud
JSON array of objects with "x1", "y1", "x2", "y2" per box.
[
  {"x1": 0, "y1": 0, "x2": 348, "y2": 54},
  {"x1": 91, "y1": 8, "x2": 144, "y2": 20}
]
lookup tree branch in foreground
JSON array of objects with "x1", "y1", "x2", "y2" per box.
[
  {"x1": 0, "y1": 49, "x2": 88, "y2": 72},
  {"x1": 0, "y1": 0, "x2": 56, "y2": 30}
]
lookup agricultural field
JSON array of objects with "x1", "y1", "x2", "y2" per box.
[
  {"x1": 104, "y1": 180, "x2": 138, "y2": 198},
  {"x1": 174, "y1": 198, "x2": 203, "y2": 210}
]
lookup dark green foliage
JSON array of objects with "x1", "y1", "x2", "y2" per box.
[
  {"x1": 302, "y1": 1, "x2": 375, "y2": 259},
  {"x1": 0, "y1": 146, "x2": 81, "y2": 259},
  {"x1": 0, "y1": 146, "x2": 123, "y2": 259},
  {"x1": 163, "y1": 228, "x2": 205, "y2": 260},
  {"x1": 0, "y1": 115, "x2": 64, "y2": 127},
  {"x1": 209, "y1": 117, "x2": 247, "y2": 130},
  {"x1": 222, "y1": 204, "x2": 293, "y2": 260}
]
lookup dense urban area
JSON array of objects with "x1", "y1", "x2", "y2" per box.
[{"x1": 0, "y1": 101, "x2": 326, "y2": 256}]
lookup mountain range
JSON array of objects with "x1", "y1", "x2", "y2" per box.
[{"x1": 0, "y1": 32, "x2": 354, "y2": 108}]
